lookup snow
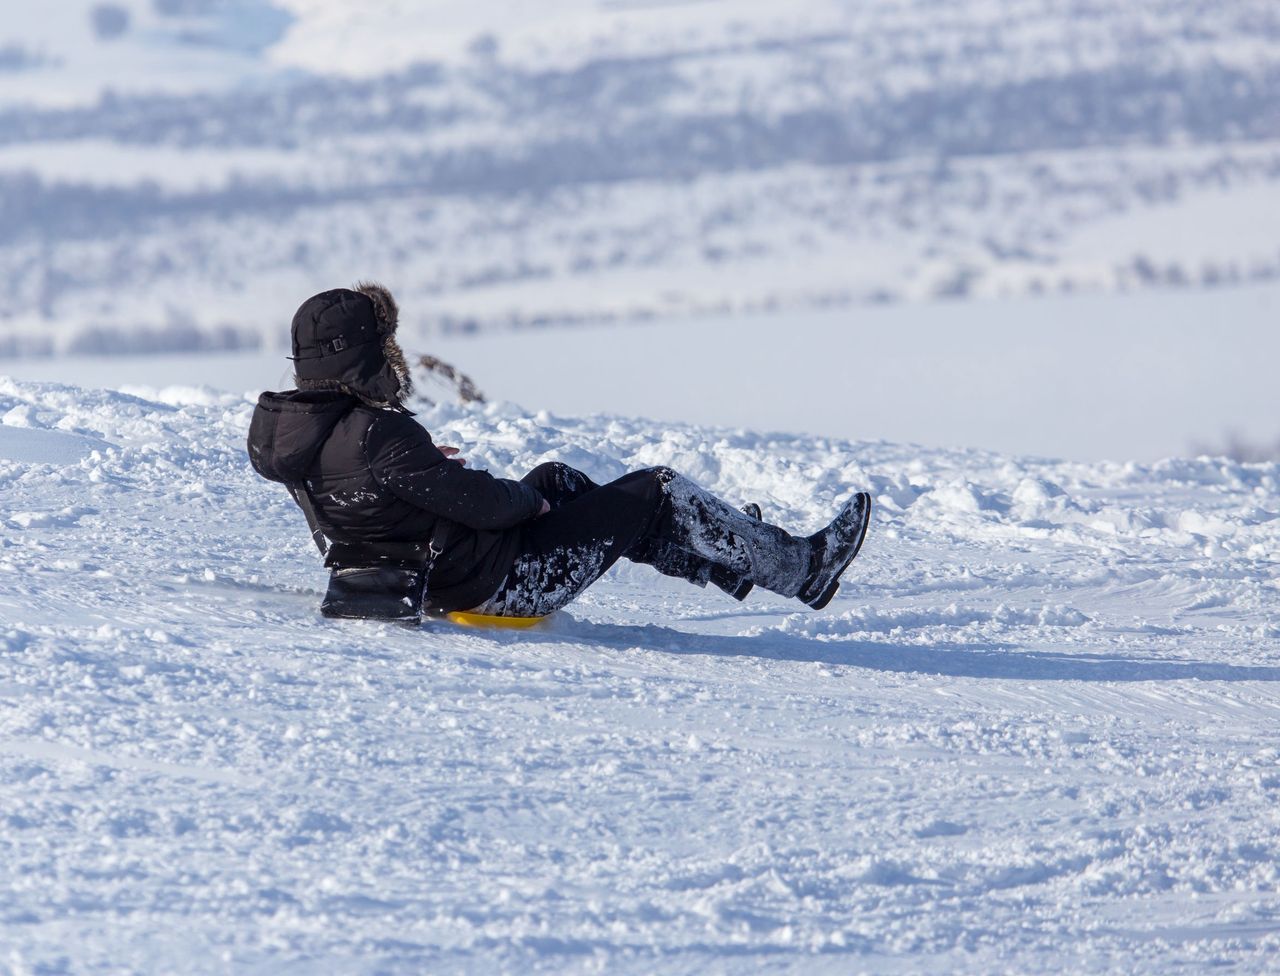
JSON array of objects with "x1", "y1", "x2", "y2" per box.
[
  {"x1": 0, "y1": 0, "x2": 288, "y2": 109},
  {"x1": 2, "y1": 1, "x2": 1279, "y2": 352},
  {"x1": 0, "y1": 140, "x2": 310, "y2": 192},
  {"x1": 2, "y1": 375, "x2": 1279, "y2": 972},
  {"x1": 5, "y1": 284, "x2": 1277, "y2": 463},
  {"x1": 4, "y1": 0, "x2": 1280, "y2": 967},
  {"x1": 264, "y1": 0, "x2": 907, "y2": 78}
]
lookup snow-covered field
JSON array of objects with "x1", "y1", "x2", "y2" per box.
[
  {"x1": 2, "y1": 0, "x2": 1279, "y2": 352},
  {"x1": 6, "y1": 283, "x2": 1279, "y2": 463},
  {"x1": 3, "y1": 375, "x2": 1279, "y2": 972},
  {"x1": 4, "y1": 1, "x2": 1280, "y2": 970}
]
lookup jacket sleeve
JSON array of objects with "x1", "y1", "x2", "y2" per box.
[{"x1": 365, "y1": 412, "x2": 545, "y2": 531}]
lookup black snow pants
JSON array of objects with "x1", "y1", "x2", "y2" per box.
[{"x1": 468, "y1": 462, "x2": 813, "y2": 617}]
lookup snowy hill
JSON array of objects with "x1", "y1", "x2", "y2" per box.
[
  {"x1": 3, "y1": 376, "x2": 1279, "y2": 971},
  {"x1": 1, "y1": 0, "x2": 1279, "y2": 354}
]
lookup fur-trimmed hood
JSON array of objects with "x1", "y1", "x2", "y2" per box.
[{"x1": 290, "y1": 281, "x2": 411, "y2": 407}]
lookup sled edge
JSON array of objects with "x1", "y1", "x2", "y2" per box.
[{"x1": 445, "y1": 611, "x2": 547, "y2": 630}]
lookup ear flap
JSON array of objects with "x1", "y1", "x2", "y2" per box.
[{"x1": 354, "y1": 281, "x2": 399, "y2": 335}]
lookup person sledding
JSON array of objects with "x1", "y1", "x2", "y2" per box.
[{"x1": 246, "y1": 284, "x2": 870, "y2": 622}]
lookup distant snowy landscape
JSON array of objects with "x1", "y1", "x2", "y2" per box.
[
  {"x1": 3, "y1": 0, "x2": 1280, "y2": 972},
  {"x1": 1, "y1": 0, "x2": 1279, "y2": 355}
]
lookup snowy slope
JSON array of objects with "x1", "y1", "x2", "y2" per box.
[{"x1": 2, "y1": 376, "x2": 1280, "y2": 972}]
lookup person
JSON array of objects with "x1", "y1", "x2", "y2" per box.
[{"x1": 247, "y1": 284, "x2": 870, "y2": 618}]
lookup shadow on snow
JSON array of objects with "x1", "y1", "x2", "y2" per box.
[{"x1": 506, "y1": 617, "x2": 1280, "y2": 684}]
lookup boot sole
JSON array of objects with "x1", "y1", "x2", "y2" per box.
[{"x1": 806, "y1": 492, "x2": 872, "y2": 611}]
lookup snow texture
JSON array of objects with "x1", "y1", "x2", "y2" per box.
[{"x1": 2, "y1": 376, "x2": 1279, "y2": 972}]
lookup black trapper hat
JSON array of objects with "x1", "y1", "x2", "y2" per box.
[{"x1": 290, "y1": 283, "x2": 408, "y2": 405}]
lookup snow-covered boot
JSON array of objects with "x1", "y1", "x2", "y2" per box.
[
  {"x1": 798, "y1": 492, "x2": 872, "y2": 610},
  {"x1": 659, "y1": 472, "x2": 812, "y2": 599},
  {"x1": 708, "y1": 503, "x2": 764, "y2": 600}
]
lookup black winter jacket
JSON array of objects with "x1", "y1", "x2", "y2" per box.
[{"x1": 247, "y1": 390, "x2": 545, "y2": 611}]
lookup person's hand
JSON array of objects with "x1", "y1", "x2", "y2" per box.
[
  {"x1": 439, "y1": 446, "x2": 466, "y2": 466},
  {"x1": 538, "y1": 499, "x2": 551, "y2": 517}
]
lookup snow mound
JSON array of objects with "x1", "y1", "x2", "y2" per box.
[{"x1": 2, "y1": 376, "x2": 1279, "y2": 973}]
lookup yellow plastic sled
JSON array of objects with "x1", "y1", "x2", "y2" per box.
[{"x1": 445, "y1": 611, "x2": 547, "y2": 630}]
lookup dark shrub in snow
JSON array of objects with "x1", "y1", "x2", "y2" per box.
[{"x1": 90, "y1": 4, "x2": 132, "y2": 40}]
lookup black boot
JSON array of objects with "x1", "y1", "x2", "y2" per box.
[
  {"x1": 659, "y1": 472, "x2": 811, "y2": 599},
  {"x1": 799, "y1": 492, "x2": 872, "y2": 610},
  {"x1": 709, "y1": 503, "x2": 763, "y2": 600}
]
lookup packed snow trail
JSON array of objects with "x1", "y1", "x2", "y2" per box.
[{"x1": 1, "y1": 377, "x2": 1279, "y2": 973}]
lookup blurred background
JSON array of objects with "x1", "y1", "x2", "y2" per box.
[{"x1": 1, "y1": 0, "x2": 1278, "y2": 461}]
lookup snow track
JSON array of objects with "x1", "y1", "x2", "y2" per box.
[{"x1": 2, "y1": 377, "x2": 1279, "y2": 973}]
